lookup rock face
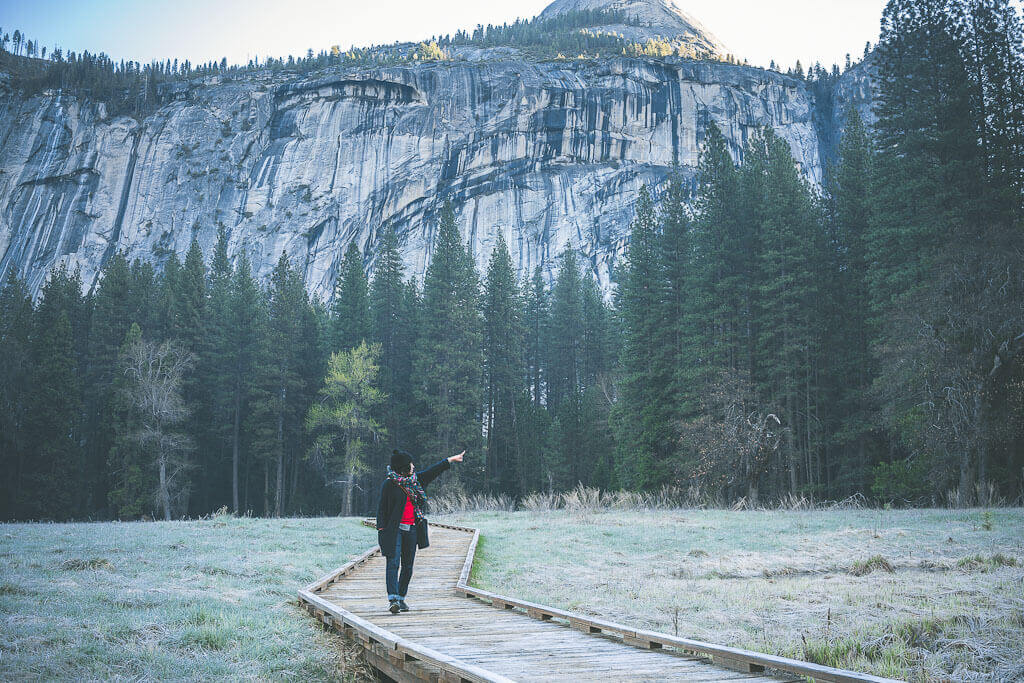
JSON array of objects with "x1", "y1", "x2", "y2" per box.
[{"x1": 0, "y1": 51, "x2": 872, "y2": 300}]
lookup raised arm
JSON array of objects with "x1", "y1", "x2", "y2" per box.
[{"x1": 418, "y1": 451, "x2": 465, "y2": 487}]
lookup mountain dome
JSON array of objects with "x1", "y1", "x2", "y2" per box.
[{"x1": 537, "y1": 0, "x2": 729, "y2": 57}]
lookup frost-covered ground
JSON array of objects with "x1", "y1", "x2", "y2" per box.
[
  {"x1": 0, "y1": 514, "x2": 373, "y2": 681},
  {"x1": 3, "y1": 509, "x2": 1021, "y2": 682},
  {"x1": 443, "y1": 508, "x2": 1024, "y2": 682}
]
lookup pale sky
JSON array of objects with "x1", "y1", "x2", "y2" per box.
[{"x1": 0, "y1": 0, "x2": 987, "y2": 73}]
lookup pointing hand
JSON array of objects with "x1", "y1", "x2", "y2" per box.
[{"x1": 448, "y1": 450, "x2": 465, "y2": 463}]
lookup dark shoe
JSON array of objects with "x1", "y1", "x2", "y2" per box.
[
  {"x1": 398, "y1": 600, "x2": 409, "y2": 612},
  {"x1": 388, "y1": 600, "x2": 400, "y2": 614}
]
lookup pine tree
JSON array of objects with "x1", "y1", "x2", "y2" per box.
[
  {"x1": 869, "y1": 0, "x2": 984, "y2": 310},
  {"x1": 748, "y1": 128, "x2": 826, "y2": 496},
  {"x1": 170, "y1": 239, "x2": 207, "y2": 513},
  {"x1": 614, "y1": 185, "x2": 674, "y2": 489},
  {"x1": 331, "y1": 241, "x2": 371, "y2": 352},
  {"x1": 370, "y1": 226, "x2": 413, "y2": 453},
  {"x1": 545, "y1": 246, "x2": 587, "y2": 488},
  {"x1": 155, "y1": 254, "x2": 181, "y2": 343},
  {"x1": 690, "y1": 122, "x2": 747, "y2": 380},
  {"x1": 0, "y1": 272, "x2": 33, "y2": 520},
  {"x1": 522, "y1": 266, "x2": 549, "y2": 407},
  {"x1": 483, "y1": 231, "x2": 524, "y2": 494},
  {"x1": 824, "y1": 107, "x2": 877, "y2": 494},
  {"x1": 199, "y1": 227, "x2": 234, "y2": 510},
  {"x1": 86, "y1": 252, "x2": 143, "y2": 516},
  {"x1": 580, "y1": 274, "x2": 617, "y2": 489},
  {"x1": 172, "y1": 239, "x2": 207, "y2": 352},
  {"x1": 24, "y1": 265, "x2": 86, "y2": 520},
  {"x1": 250, "y1": 251, "x2": 309, "y2": 516},
  {"x1": 961, "y1": 0, "x2": 1024, "y2": 220},
  {"x1": 659, "y1": 175, "x2": 701, "y2": 474},
  {"x1": 412, "y1": 203, "x2": 483, "y2": 490},
  {"x1": 226, "y1": 252, "x2": 264, "y2": 513}
]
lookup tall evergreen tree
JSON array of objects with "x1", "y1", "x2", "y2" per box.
[
  {"x1": 370, "y1": 226, "x2": 414, "y2": 453},
  {"x1": 824, "y1": 107, "x2": 878, "y2": 494},
  {"x1": 522, "y1": 266, "x2": 549, "y2": 407},
  {"x1": 748, "y1": 128, "x2": 827, "y2": 496},
  {"x1": 614, "y1": 186, "x2": 673, "y2": 489},
  {"x1": 690, "y1": 122, "x2": 748, "y2": 381},
  {"x1": 0, "y1": 272, "x2": 33, "y2": 520},
  {"x1": 870, "y1": 0, "x2": 984, "y2": 310},
  {"x1": 545, "y1": 246, "x2": 587, "y2": 488},
  {"x1": 483, "y1": 231, "x2": 524, "y2": 494},
  {"x1": 331, "y1": 240, "x2": 371, "y2": 352},
  {"x1": 250, "y1": 251, "x2": 310, "y2": 516},
  {"x1": 658, "y1": 175, "x2": 700, "y2": 469},
  {"x1": 412, "y1": 203, "x2": 483, "y2": 490},
  {"x1": 23, "y1": 265, "x2": 86, "y2": 519},
  {"x1": 225, "y1": 252, "x2": 264, "y2": 513},
  {"x1": 86, "y1": 252, "x2": 142, "y2": 515},
  {"x1": 961, "y1": 0, "x2": 1024, "y2": 219}
]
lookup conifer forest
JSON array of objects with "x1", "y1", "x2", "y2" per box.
[{"x1": 1, "y1": 0, "x2": 1023, "y2": 521}]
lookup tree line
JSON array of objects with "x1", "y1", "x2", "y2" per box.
[
  {"x1": 0, "y1": 8, "x2": 756, "y2": 121},
  {"x1": 0, "y1": 203, "x2": 619, "y2": 521},
  {"x1": 614, "y1": 0, "x2": 1024, "y2": 506},
  {"x1": 1, "y1": 0, "x2": 1022, "y2": 521}
]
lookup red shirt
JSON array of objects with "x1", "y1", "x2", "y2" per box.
[{"x1": 400, "y1": 495, "x2": 415, "y2": 524}]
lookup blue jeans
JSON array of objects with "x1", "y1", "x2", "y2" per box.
[{"x1": 385, "y1": 526, "x2": 417, "y2": 601}]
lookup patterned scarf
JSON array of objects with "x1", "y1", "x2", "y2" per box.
[{"x1": 386, "y1": 466, "x2": 427, "y2": 523}]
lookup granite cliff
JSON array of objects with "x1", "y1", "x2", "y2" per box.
[{"x1": 0, "y1": 0, "x2": 873, "y2": 299}]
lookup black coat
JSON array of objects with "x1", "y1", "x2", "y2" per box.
[{"x1": 376, "y1": 459, "x2": 450, "y2": 557}]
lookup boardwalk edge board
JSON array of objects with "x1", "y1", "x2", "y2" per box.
[{"x1": 299, "y1": 520, "x2": 900, "y2": 683}]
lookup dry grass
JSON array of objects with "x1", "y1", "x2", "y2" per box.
[
  {"x1": 0, "y1": 516, "x2": 376, "y2": 681},
  {"x1": 444, "y1": 507, "x2": 1024, "y2": 682},
  {"x1": 849, "y1": 555, "x2": 895, "y2": 576},
  {"x1": 439, "y1": 485, "x2": 881, "y2": 514}
]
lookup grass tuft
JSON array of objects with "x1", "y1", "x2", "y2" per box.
[
  {"x1": 60, "y1": 557, "x2": 114, "y2": 571},
  {"x1": 0, "y1": 581, "x2": 29, "y2": 595},
  {"x1": 849, "y1": 555, "x2": 895, "y2": 576},
  {"x1": 957, "y1": 553, "x2": 1018, "y2": 571}
]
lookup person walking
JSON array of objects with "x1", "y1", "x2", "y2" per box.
[{"x1": 376, "y1": 448, "x2": 464, "y2": 614}]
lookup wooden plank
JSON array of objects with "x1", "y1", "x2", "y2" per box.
[
  {"x1": 628, "y1": 628, "x2": 900, "y2": 683},
  {"x1": 304, "y1": 544, "x2": 381, "y2": 593},
  {"x1": 300, "y1": 589, "x2": 513, "y2": 683},
  {"x1": 302, "y1": 522, "x2": 896, "y2": 683}
]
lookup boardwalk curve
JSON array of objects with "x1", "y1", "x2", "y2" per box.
[{"x1": 298, "y1": 522, "x2": 899, "y2": 682}]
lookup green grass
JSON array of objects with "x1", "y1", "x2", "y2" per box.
[
  {"x1": 0, "y1": 516, "x2": 375, "y2": 680},
  {"x1": 443, "y1": 508, "x2": 1024, "y2": 682}
]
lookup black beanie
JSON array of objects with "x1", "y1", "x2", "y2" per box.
[{"x1": 390, "y1": 449, "x2": 413, "y2": 474}]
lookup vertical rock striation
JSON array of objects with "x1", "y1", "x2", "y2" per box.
[{"x1": 0, "y1": 54, "x2": 872, "y2": 299}]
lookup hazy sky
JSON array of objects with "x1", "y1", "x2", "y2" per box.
[{"x1": 0, "y1": 0, "x2": 955, "y2": 72}]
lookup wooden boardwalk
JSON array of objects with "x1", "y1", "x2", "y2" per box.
[{"x1": 298, "y1": 522, "x2": 898, "y2": 683}]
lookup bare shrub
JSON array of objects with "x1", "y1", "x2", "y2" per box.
[
  {"x1": 678, "y1": 369, "x2": 785, "y2": 506},
  {"x1": 562, "y1": 484, "x2": 603, "y2": 513},
  {"x1": 774, "y1": 494, "x2": 816, "y2": 511},
  {"x1": 520, "y1": 491, "x2": 562, "y2": 511},
  {"x1": 430, "y1": 492, "x2": 516, "y2": 514},
  {"x1": 826, "y1": 493, "x2": 868, "y2": 510}
]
